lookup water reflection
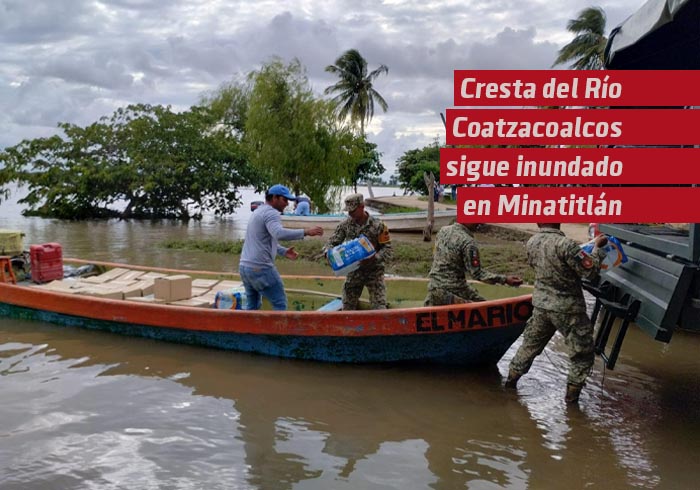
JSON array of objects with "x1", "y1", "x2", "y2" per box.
[
  {"x1": 0, "y1": 321, "x2": 561, "y2": 489},
  {"x1": 502, "y1": 323, "x2": 700, "y2": 489},
  {"x1": 4, "y1": 316, "x2": 698, "y2": 489}
]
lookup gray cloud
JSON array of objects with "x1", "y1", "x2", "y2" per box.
[
  {"x1": 32, "y1": 55, "x2": 135, "y2": 90},
  {"x1": 469, "y1": 27, "x2": 558, "y2": 70},
  {"x1": 0, "y1": 0, "x2": 644, "y2": 176},
  {"x1": 0, "y1": 0, "x2": 99, "y2": 44}
]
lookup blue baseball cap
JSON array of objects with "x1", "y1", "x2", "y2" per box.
[{"x1": 267, "y1": 184, "x2": 296, "y2": 200}]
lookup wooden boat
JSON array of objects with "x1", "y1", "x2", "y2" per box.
[
  {"x1": 281, "y1": 209, "x2": 457, "y2": 233},
  {"x1": 0, "y1": 260, "x2": 532, "y2": 365}
]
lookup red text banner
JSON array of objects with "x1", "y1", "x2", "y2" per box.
[
  {"x1": 456, "y1": 186, "x2": 700, "y2": 223},
  {"x1": 445, "y1": 108, "x2": 700, "y2": 146},
  {"x1": 453, "y1": 70, "x2": 700, "y2": 107},
  {"x1": 440, "y1": 147, "x2": 700, "y2": 185}
]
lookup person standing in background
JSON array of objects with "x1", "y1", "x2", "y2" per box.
[{"x1": 294, "y1": 196, "x2": 311, "y2": 216}]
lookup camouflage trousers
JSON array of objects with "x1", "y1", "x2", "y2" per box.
[
  {"x1": 508, "y1": 307, "x2": 594, "y2": 387},
  {"x1": 343, "y1": 267, "x2": 386, "y2": 310},
  {"x1": 423, "y1": 284, "x2": 486, "y2": 306}
]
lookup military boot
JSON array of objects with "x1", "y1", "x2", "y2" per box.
[
  {"x1": 565, "y1": 383, "x2": 583, "y2": 404},
  {"x1": 504, "y1": 369, "x2": 521, "y2": 389}
]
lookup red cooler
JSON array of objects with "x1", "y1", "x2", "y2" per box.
[{"x1": 30, "y1": 243, "x2": 63, "y2": 283}]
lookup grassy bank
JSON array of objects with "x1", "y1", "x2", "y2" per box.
[{"x1": 162, "y1": 224, "x2": 535, "y2": 284}]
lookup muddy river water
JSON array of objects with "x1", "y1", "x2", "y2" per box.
[{"x1": 1, "y1": 187, "x2": 699, "y2": 489}]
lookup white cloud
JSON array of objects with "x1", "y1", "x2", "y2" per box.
[{"x1": 0, "y1": 0, "x2": 643, "y2": 177}]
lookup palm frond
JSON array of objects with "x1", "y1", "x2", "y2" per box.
[
  {"x1": 553, "y1": 7, "x2": 607, "y2": 69},
  {"x1": 323, "y1": 49, "x2": 389, "y2": 134}
]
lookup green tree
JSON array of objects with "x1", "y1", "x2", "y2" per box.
[
  {"x1": 201, "y1": 80, "x2": 250, "y2": 135},
  {"x1": 0, "y1": 104, "x2": 258, "y2": 220},
  {"x1": 553, "y1": 7, "x2": 608, "y2": 70},
  {"x1": 244, "y1": 58, "x2": 362, "y2": 212},
  {"x1": 115, "y1": 104, "x2": 258, "y2": 219},
  {"x1": 324, "y1": 49, "x2": 389, "y2": 135},
  {"x1": 395, "y1": 143, "x2": 441, "y2": 195},
  {"x1": 0, "y1": 124, "x2": 125, "y2": 219},
  {"x1": 350, "y1": 139, "x2": 385, "y2": 191}
]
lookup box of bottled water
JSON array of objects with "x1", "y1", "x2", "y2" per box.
[
  {"x1": 214, "y1": 288, "x2": 248, "y2": 310},
  {"x1": 580, "y1": 235, "x2": 628, "y2": 271},
  {"x1": 327, "y1": 234, "x2": 375, "y2": 275}
]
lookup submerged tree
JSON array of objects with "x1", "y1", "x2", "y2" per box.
[
  {"x1": 553, "y1": 6, "x2": 608, "y2": 70},
  {"x1": 0, "y1": 104, "x2": 259, "y2": 220},
  {"x1": 324, "y1": 49, "x2": 389, "y2": 135}
]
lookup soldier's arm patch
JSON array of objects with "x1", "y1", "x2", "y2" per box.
[
  {"x1": 469, "y1": 247, "x2": 481, "y2": 268},
  {"x1": 378, "y1": 224, "x2": 391, "y2": 244},
  {"x1": 574, "y1": 249, "x2": 594, "y2": 269}
]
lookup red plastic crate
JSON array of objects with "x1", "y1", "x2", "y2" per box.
[{"x1": 30, "y1": 243, "x2": 63, "y2": 283}]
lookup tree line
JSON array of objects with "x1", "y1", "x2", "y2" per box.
[{"x1": 0, "y1": 50, "x2": 389, "y2": 219}]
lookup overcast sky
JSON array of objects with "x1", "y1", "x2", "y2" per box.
[{"x1": 0, "y1": 0, "x2": 644, "y2": 178}]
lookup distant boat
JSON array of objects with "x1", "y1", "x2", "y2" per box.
[{"x1": 281, "y1": 209, "x2": 457, "y2": 233}]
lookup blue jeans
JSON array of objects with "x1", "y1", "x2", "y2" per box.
[{"x1": 239, "y1": 265, "x2": 287, "y2": 310}]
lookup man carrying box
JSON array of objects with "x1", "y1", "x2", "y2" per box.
[{"x1": 323, "y1": 193, "x2": 393, "y2": 310}]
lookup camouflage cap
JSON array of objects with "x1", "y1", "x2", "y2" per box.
[{"x1": 343, "y1": 193, "x2": 364, "y2": 212}]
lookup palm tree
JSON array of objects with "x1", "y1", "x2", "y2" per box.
[
  {"x1": 324, "y1": 49, "x2": 389, "y2": 135},
  {"x1": 553, "y1": 7, "x2": 608, "y2": 70}
]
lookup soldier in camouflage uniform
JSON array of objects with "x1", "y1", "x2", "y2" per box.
[
  {"x1": 424, "y1": 223, "x2": 522, "y2": 306},
  {"x1": 506, "y1": 223, "x2": 608, "y2": 404},
  {"x1": 324, "y1": 194, "x2": 393, "y2": 310}
]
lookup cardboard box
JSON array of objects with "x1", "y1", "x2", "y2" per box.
[
  {"x1": 119, "y1": 270, "x2": 146, "y2": 282},
  {"x1": 38, "y1": 280, "x2": 86, "y2": 294},
  {"x1": 213, "y1": 280, "x2": 243, "y2": 291},
  {"x1": 191, "y1": 287, "x2": 211, "y2": 297},
  {"x1": 100, "y1": 267, "x2": 131, "y2": 281},
  {"x1": 84, "y1": 268, "x2": 131, "y2": 283},
  {"x1": 198, "y1": 292, "x2": 219, "y2": 304},
  {"x1": 141, "y1": 272, "x2": 168, "y2": 280},
  {"x1": 122, "y1": 283, "x2": 145, "y2": 298},
  {"x1": 88, "y1": 288, "x2": 124, "y2": 300},
  {"x1": 170, "y1": 297, "x2": 213, "y2": 308},
  {"x1": 0, "y1": 229, "x2": 24, "y2": 255},
  {"x1": 126, "y1": 295, "x2": 165, "y2": 304},
  {"x1": 192, "y1": 278, "x2": 220, "y2": 289},
  {"x1": 153, "y1": 275, "x2": 192, "y2": 302},
  {"x1": 77, "y1": 284, "x2": 125, "y2": 300},
  {"x1": 82, "y1": 276, "x2": 106, "y2": 284},
  {"x1": 108, "y1": 280, "x2": 137, "y2": 287},
  {"x1": 136, "y1": 279, "x2": 155, "y2": 296}
]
